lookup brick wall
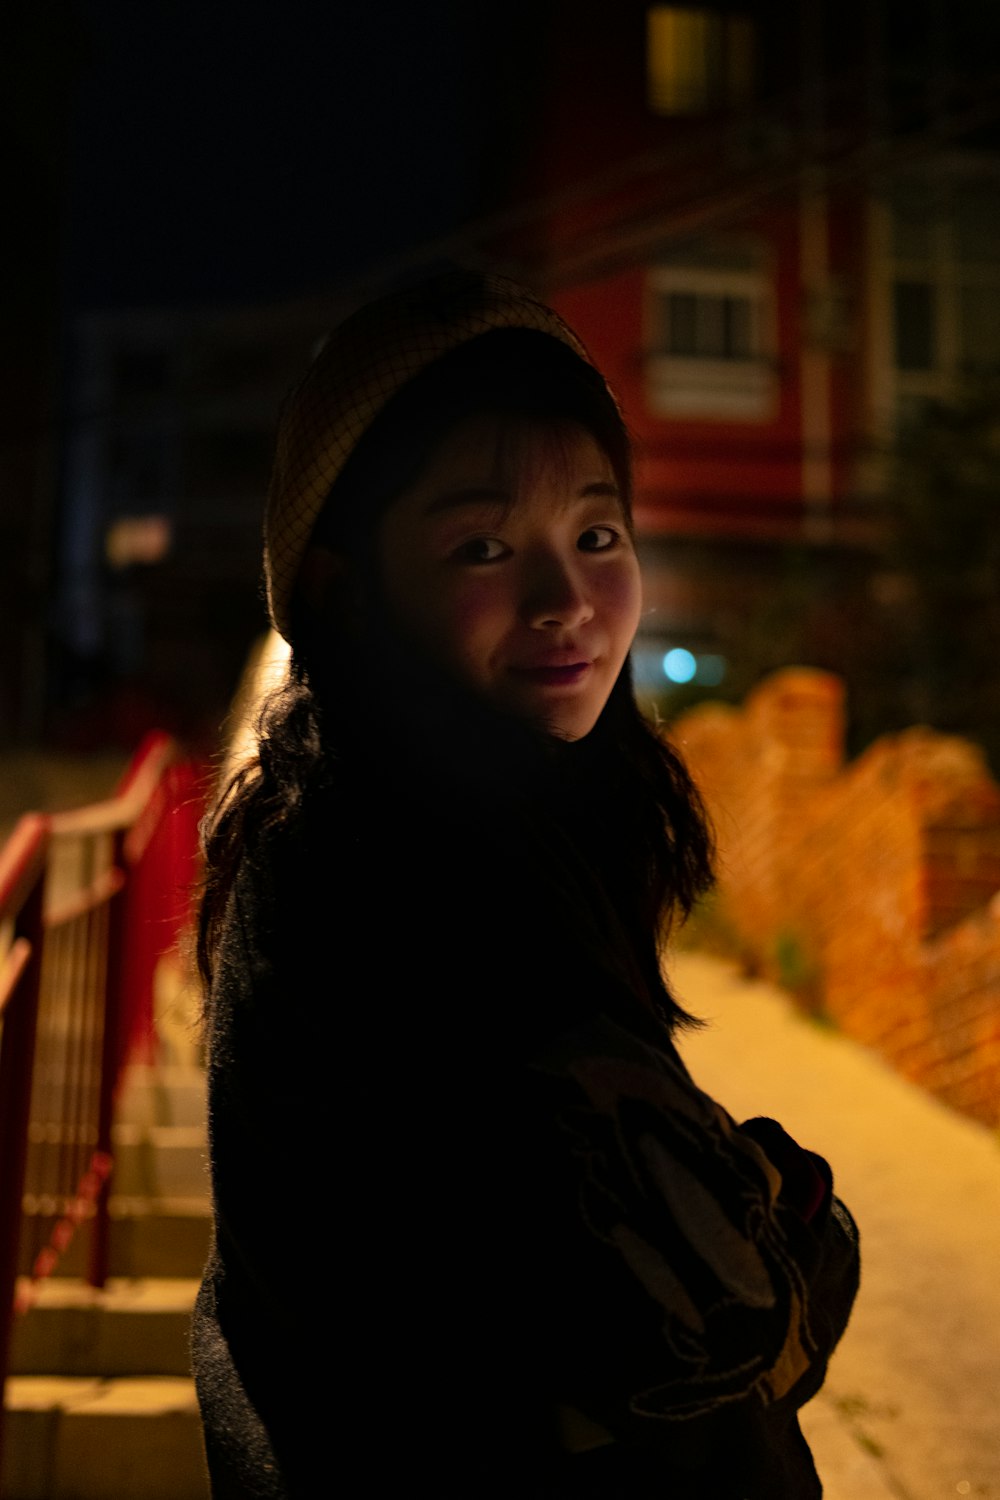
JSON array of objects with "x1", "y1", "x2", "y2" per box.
[{"x1": 672, "y1": 667, "x2": 1000, "y2": 1127}]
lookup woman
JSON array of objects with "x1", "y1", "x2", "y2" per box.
[{"x1": 192, "y1": 269, "x2": 859, "y2": 1498}]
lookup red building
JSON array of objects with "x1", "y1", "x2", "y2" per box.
[
  {"x1": 48, "y1": 1, "x2": 1000, "y2": 753},
  {"x1": 474, "y1": 0, "x2": 1000, "y2": 714}
]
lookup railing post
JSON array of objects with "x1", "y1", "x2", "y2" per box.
[
  {"x1": 88, "y1": 823, "x2": 129, "y2": 1292},
  {"x1": 0, "y1": 815, "x2": 50, "y2": 1473}
]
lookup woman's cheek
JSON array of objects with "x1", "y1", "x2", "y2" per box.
[
  {"x1": 598, "y1": 558, "x2": 643, "y2": 633},
  {"x1": 421, "y1": 576, "x2": 505, "y2": 673},
  {"x1": 447, "y1": 577, "x2": 506, "y2": 637}
]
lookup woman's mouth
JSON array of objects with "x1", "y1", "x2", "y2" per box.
[{"x1": 511, "y1": 663, "x2": 591, "y2": 687}]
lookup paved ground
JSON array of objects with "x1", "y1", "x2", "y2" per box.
[
  {"x1": 669, "y1": 948, "x2": 1000, "y2": 1500},
  {"x1": 0, "y1": 750, "x2": 127, "y2": 846}
]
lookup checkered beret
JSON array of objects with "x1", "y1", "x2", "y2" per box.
[{"x1": 264, "y1": 269, "x2": 602, "y2": 641}]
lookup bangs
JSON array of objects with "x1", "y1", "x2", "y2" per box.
[
  {"x1": 485, "y1": 416, "x2": 629, "y2": 527},
  {"x1": 310, "y1": 327, "x2": 633, "y2": 556}
]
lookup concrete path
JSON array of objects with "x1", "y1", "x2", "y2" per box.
[
  {"x1": 0, "y1": 751, "x2": 127, "y2": 845},
  {"x1": 668, "y1": 948, "x2": 1000, "y2": 1500}
]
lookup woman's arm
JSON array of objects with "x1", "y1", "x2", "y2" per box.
[{"x1": 525, "y1": 1010, "x2": 860, "y2": 1495}]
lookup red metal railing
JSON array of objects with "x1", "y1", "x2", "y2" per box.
[
  {"x1": 0, "y1": 814, "x2": 49, "y2": 1467},
  {"x1": 0, "y1": 733, "x2": 206, "y2": 1469}
]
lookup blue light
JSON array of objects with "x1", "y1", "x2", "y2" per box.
[{"x1": 663, "y1": 648, "x2": 696, "y2": 683}]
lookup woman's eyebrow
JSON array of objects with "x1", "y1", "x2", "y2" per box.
[
  {"x1": 580, "y1": 481, "x2": 621, "y2": 500},
  {"x1": 422, "y1": 487, "x2": 510, "y2": 517},
  {"x1": 422, "y1": 479, "x2": 621, "y2": 518}
]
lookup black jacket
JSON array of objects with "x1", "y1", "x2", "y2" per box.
[{"x1": 192, "y1": 759, "x2": 859, "y2": 1498}]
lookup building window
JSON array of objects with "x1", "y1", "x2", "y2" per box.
[
  {"x1": 105, "y1": 515, "x2": 173, "y2": 569},
  {"x1": 893, "y1": 282, "x2": 936, "y2": 371},
  {"x1": 888, "y1": 169, "x2": 1000, "y2": 404},
  {"x1": 646, "y1": 6, "x2": 754, "y2": 116},
  {"x1": 645, "y1": 243, "x2": 775, "y2": 419},
  {"x1": 657, "y1": 289, "x2": 755, "y2": 359},
  {"x1": 959, "y1": 284, "x2": 1000, "y2": 372}
]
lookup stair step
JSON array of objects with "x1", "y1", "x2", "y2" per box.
[
  {"x1": 109, "y1": 1125, "x2": 209, "y2": 1198},
  {"x1": 19, "y1": 1199, "x2": 212, "y2": 1281},
  {"x1": 115, "y1": 1065, "x2": 207, "y2": 1131},
  {"x1": 26, "y1": 1127, "x2": 210, "y2": 1201},
  {"x1": 10, "y1": 1278, "x2": 199, "y2": 1378},
  {"x1": 2, "y1": 1376, "x2": 209, "y2": 1500}
]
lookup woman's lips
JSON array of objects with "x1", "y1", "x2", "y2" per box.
[{"x1": 511, "y1": 662, "x2": 591, "y2": 686}]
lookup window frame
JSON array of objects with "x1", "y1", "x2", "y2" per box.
[
  {"x1": 887, "y1": 163, "x2": 1000, "y2": 405},
  {"x1": 643, "y1": 250, "x2": 778, "y2": 420}
]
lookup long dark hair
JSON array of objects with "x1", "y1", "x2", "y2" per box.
[{"x1": 198, "y1": 328, "x2": 714, "y2": 1029}]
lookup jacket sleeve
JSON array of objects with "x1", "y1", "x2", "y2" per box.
[{"x1": 524, "y1": 1009, "x2": 860, "y2": 1492}]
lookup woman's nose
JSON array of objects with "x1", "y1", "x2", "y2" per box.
[{"x1": 522, "y1": 553, "x2": 594, "y2": 629}]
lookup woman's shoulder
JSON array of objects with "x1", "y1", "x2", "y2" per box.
[{"x1": 223, "y1": 770, "x2": 474, "y2": 945}]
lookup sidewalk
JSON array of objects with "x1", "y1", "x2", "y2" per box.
[
  {"x1": 669, "y1": 948, "x2": 1000, "y2": 1500},
  {"x1": 0, "y1": 750, "x2": 127, "y2": 846}
]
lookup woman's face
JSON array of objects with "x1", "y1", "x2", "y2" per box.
[{"x1": 376, "y1": 412, "x2": 642, "y2": 741}]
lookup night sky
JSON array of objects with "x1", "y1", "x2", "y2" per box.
[{"x1": 65, "y1": 0, "x2": 517, "y2": 311}]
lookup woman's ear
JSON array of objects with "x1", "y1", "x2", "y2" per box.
[
  {"x1": 297, "y1": 543, "x2": 350, "y2": 618},
  {"x1": 296, "y1": 542, "x2": 376, "y2": 641}
]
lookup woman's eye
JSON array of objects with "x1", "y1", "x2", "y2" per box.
[
  {"x1": 578, "y1": 525, "x2": 619, "y2": 552},
  {"x1": 455, "y1": 536, "x2": 508, "y2": 564}
]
